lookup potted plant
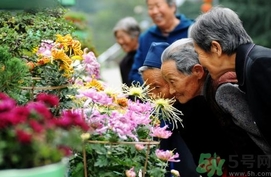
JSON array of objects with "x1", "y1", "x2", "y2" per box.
[
  {"x1": 69, "y1": 63, "x2": 184, "y2": 177},
  {"x1": 21, "y1": 33, "x2": 85, "y2": 116},
  {"x1": 0, "y1": 45, "x2": 30, "y2": 104},
  {"x1": 0, "y1": 8, "x2": 96, "y2": 116},
  {"x1": 0, "y1": 92, "x2": 90, "y2": 177}
]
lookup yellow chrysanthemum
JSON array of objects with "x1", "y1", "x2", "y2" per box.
[
  {"x1": 151, "y1": 97, "x2": 184, "y2": 129},
  {"x1": 85, "y1": 79, "x2": 104, "y2": 91},
  {"x1": 80, "y1": 133, "x2": 91, "y2": 141},
  {"x1": 37, "y1": 57, "x2": 51, "y2": 65},
  {"x1": 55, "y1": 34, "x2": 83, "y2": 60},
  {"x1": 55, "y1": 34, "x2": 73, "y2": 52},
  {"x1": 70, "y1": 39, "x2": 83, "y2": 57},
  {"x1": 32, "y1": 47, "x2": 38, "y2": 54},
  {"x1": 116, "y1": 97, "x2": 128, "y2": 107},
  {"x1": 51, "y1": 48, "x2": 73, "y2": 77}
]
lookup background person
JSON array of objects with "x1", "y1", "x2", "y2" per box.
[
  {"x1": 161, "y1": 38, "x2": 270, "y2": 175},
  {"x1": 113, "y1": 16, "x2": 140, "y2": 86},
  {"x1": 129, "y1": 0, "x2": 194, "y2": 84},
  {"x1": 139, "y1": 42, "x2": 199, "y2": 177}
]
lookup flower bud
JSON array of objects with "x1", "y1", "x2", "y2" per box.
[{"x1": 171, "y1": 169, "x2": 180, "y2": 177}]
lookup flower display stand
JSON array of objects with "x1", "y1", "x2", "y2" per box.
[
  {"x1": 20, "y1": 77, "x2": 69, "y2": 100},
  {"x1": 0, "y1": 158, "x2": 69, "y2": 177},
  {"x1": 83, "y1": 140, "x2": 160, "y2": 177}
]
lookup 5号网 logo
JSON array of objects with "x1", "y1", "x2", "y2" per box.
[{"x1": 196, "y1": 153, "x2": 225, "y2": 177}]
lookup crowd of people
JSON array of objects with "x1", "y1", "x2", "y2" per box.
[{"x1": 113, "y1": 0, "x2": 271, "y2": 176}]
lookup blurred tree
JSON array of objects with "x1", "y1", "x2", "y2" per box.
[
  {"x1": 178, "y1": 0, "x2": 202, "y2": 19},
  {"x1": 71, "y1": 0, "x2": 147, "y2": 55},
  {"x1": 70, "y1": 0, "x2": 271, "y2": 56},
  {"x1": 218, "y1": 0, "x2": 271, "y2": 47}
]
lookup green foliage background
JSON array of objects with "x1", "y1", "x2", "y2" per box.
[
  {"x1": 71, "y1": 0, "x2": 271, "y2": 55},
  {"x1": 219, "y1": 0, "x2": 271, "y2": 48},
  {"x1": 0, "y1": 8, "x2": 78, "y2": 114}
]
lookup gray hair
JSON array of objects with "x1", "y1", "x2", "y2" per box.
[
  {"x1": 146, "y1": 0, "x2": 176, "y2": 6},
  {"x1": 138, "y1": 65, "x2": 157, "y2": 75},
  {"x1": 161, "y1": 38, "x2": 199, "y2": 75},
  {"x1": 113, "y1": 17, "x2": 141, "y2": 38},
  {"x1": 190, "y1": 6, "x2": 252, "y2": 55}
]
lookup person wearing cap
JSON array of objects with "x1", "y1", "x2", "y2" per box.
[
  {"x1": 129, "y1": 0, "x2": 194, "y2": 85},
  {"x1": 139, "y1": 42, "x2": 199, "y2": 177},
  {"x1": 161, "y1": 38, "x2": 270, "y2": 175}
]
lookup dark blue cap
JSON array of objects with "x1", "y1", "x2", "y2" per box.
[{"x1": 143, "y1": 42, "x2": 169, "y2": 69}]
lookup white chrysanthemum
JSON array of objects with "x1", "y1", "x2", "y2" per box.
[
  {"x1": 122, "y1": 82, "x2": 150, "y2": 101},
  {"x1": 151, "y1": 97, "x2": 183, "y2": 129}
]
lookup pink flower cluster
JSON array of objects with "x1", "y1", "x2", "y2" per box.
[
  {"x1": 76, "y1": 86, "x2": 174, "y2": 142},
  {"x1": 36, "y1": 40, "x2": 54, "y2": 58},
  {"x1": 78, "y1": 89, "x2": 154, "y2": 141},
  {"x1": 0, "y1": 92, "x2": 89, "y2": 161},
  {"x1": 81, "y1": 48, "x2": 100, "y2": 80}
]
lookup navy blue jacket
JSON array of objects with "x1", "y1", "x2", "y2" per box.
[{"x1": 129, "y1": 14, "x2": 194, "y2": 84}]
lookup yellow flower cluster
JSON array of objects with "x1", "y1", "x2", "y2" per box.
[{"x1": 33, "y1": 34, "x2": 84, "y2": 78}]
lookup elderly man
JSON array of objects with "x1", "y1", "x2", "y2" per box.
[
  {"x1": 129, "y1": 0, "x2": 194, "y2": 84},
  {"x1": 139, "y1": 42, "x2": 199, "y2": 177}
]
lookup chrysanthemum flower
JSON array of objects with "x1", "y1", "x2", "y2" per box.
[
  {"x1": 82, "y1": 48, "x2": 100, "y2": 79},
  {"x1": 125, "y1": 167, "x2": 136, "y2": 177},
  {"x1": 51, "y1": 48, "x2": 73, "y2": 77},
  {"x1": 150, "y1": 125, "x2": 172, "y2": 139},
  {"x1": 171, "y1": 169, "x2": 180, "y2": 177},
  {"x1": 80, "y1": 133, "x2": 90, "y2": 141},
  {"x1": 70, "y1": 39, "x2": 83, "y2": 57},
  {"x1": 85, "y1": 78, "x2": 104, "y2": 91},
  {"x1": 135, "y1": 144, "x2": 145, "y2": 151},
  {"x1": 155, "y1": 149, "x2": 180, "y2": 162},
  {"x1": 36, "y1": 93, "x2": 59, "y2": 107},
  {"x1": 122, "y1": 82, "x2": 150, "y2": 101},
  {"x1": 150, "y1": 97, "x2": 184, "y2": 129}
]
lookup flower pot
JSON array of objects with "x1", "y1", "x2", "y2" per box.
[{"x1": 0, "y1": 158, "x2": 69, "y2": 177}]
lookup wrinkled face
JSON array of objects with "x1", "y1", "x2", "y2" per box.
[
  {"x1": 194, "y1": 42, "x2": 221, "y2": 80},
  {"x1": 147, "y1": 0, "x2": 176, "y2": 30},
  {"x1": 141, "y1": 68, "x2": 173, "y2": 99},
  {"x1": 161, "y1": 60, "x2": 203, "y2": 103},
  {"x1": 115, "y1": 30, "x2": 138, "y2": 53}
]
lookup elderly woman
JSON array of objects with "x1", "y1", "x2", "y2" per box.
[
  {"x1": 161, "y1": 38, "x2": 270, "y2": 175},
  {"x1": 139, "y1": 42, "x2": 199, "y2": 177},
  {"x1": 189, "y1": 6, "x2": 271, "y2": 150},
  {"x1": 113, "y1": 16, "x2": 140, "y2": 86}
]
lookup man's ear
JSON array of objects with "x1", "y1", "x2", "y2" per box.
[
  {"x1": 211, "y1": 41, "x2": 222, "y2": 56},
  {"x1": 192, "y1": 64, "x2": 205, "y2": 79}
]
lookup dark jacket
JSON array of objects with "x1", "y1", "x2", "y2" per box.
[
  {"x1": 160, "y1": 130, "x2": 199, "y2": 177},
  {"x1": 160, "y1": 102, "x2": 199, "y2": 177},
  {"x1": 173, "y1": 96, "x2": 231, "y2": 177},
  {"x1": 204, "y1": 73, "x2": 269, "y2": 174},
  {"x1": 235, "y1": 43, "x2": 271, "y2": 148},
  {"x1": 119, "y1": 51, "x2": 136, "y2": 87},
  {"x1": 128, "y1": 14, "x2": 194, "y2": 84}
]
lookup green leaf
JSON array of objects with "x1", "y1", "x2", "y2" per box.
[{"x1": 94, "y1": 155, "x2": 108, "y2": 167}]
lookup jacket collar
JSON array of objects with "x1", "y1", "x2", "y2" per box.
[
  {"x1": 148, "y1": 14, "x2": 193, "y2": 35},
  {"x1": 235, "y1": 43, "x2": 255, "y2": 91}
]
